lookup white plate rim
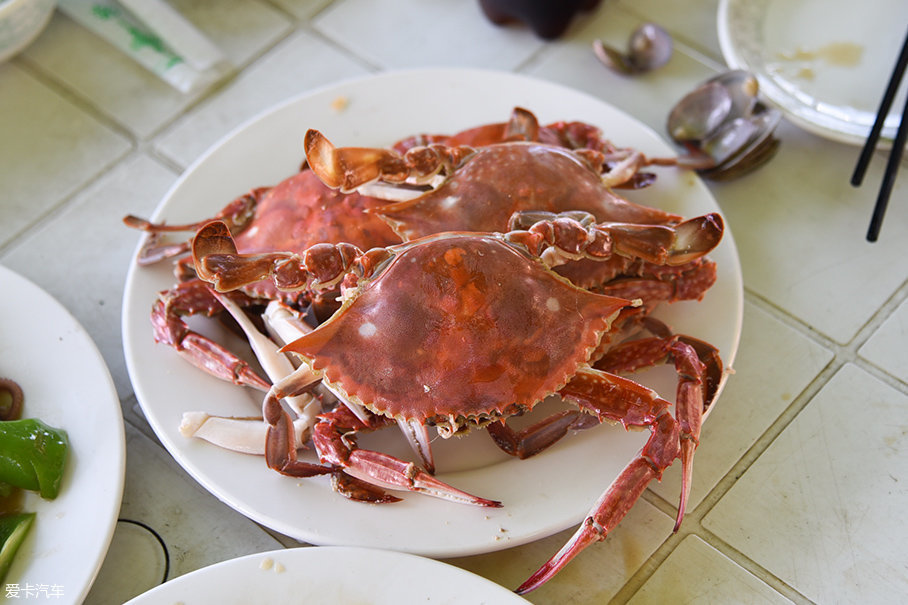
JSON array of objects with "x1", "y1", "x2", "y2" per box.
[
  {"x1": 122, "y1": 67, "x2": 743, "y2": 558},
  {"x1": 717, "y1": 0, "x2": 908, "y2": 146},
  {"x1": 123, "y1": 545, "x2": 530, "y2": 604},
  {"x1": 1, "y1": 264, "x2": 125, "y2": 603}
]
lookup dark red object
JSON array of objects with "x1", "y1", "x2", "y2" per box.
[{"x1": 479, "y1": 0, "x2": 603, "y2": 39}]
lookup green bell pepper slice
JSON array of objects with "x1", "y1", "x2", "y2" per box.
[
  {"x1": 0, "y1": 512, "x2": 35, "y2": 582},
  {"x1": 0, "y1": 419, "x2": 68, "y2": 500}
]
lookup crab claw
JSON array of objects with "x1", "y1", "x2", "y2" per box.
[
  {"x1": 191, "y1": 220, "x2": 263, "y2": 291},
  {"x1": 180, "y1": 412, "x2": 311, "y2": 456},
  {"x1": 192, "y1": 220, "x2": 361, "y2": 294},
  {"x1": 306, "y1": 129, "x2": 477, "y2": 196},
  {"x1": 669, "y1": 212, "x2": 724, "y2": 265},
  {"x1": 591, "y1": 212, "x2": 723, "y2": 267},
  {"x1": 305, "y1": 129, "x2": 411, "y2": 192}
]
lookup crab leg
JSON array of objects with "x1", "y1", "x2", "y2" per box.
[
  {"x1": 594, "y1": 334, "x2": 723, "y2": 529},
  {"x1": 124, "y1": 188, "x2": 266, "y2": 265},
  {"x1": 265, "y1": 395, "x2": 498, "y2": 506},
  {"x1": 286, "y1": 404, "x2": 401, "y2": 504},
  {"x1": 213, "y1": 290, "x2": 320, "y2": 424},
  {"x1": 151, "y1": 279, "x2": 270, "y2": 391},
  {"x1": 489, "y1": 321, "x2": 721, "y2": 467},
  {"x1": 266, "y1": 409, "x2": 336, "y2": 478},
  {"x1": 597, "y1": 148, "x2": 647, "y2": 188},
  {"x1": 397, "y1": 417, "x2": 436, "y2": 475},
  {"x1": 192, "y1": 220, "x2": 369, "y2": 294},
  {"x1": 516, "y1": 334, "x2": 717, "y2": 595},
  {"x1": 257, "y1": 362, "x2": 335, "y2": 478},
  {"x1": 516, "y1": 407, "x2": 677, "y2": 594},
  {"x1": 512, "y1": 211, "x2": 724, "y2": 268},
  {"x1": 192, "y1": 210, "x2": 722, "y2": 308},
  {"x1": 595, "y1": 331, "x2": 723, "y2": 419},
  {"x1": 486, "y1": 410, "x2": 600, "y2": 459},
  {"x1": 595, "y1": 258, "x2": 718, "y2": 308},
  {"x1": 312, "y1": 409, "x2": 501, "y2": 508},
  {"x1": 516, "y1": 367, "x2": 688, "y2": 594},
  {"x1": 305, "y1": 125, "x2": 685, "y2": 204},
  {"x1": 177, "y1": 294, "x2": 323, "y2": 456},
  {"x1": 261, "y1": 365, "x2": 496, "y2": 506}
]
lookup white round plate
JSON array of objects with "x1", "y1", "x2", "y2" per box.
[
  {"x1": 124, "y1": 546, "x2": 529, "y2": 604},
  {"x1": 1, "y1": 264, "x2": 125, "y2": 603},
  {"x1": 122, "y1": 68, "x2": 743, "y2": 557},
  {"x1": 718, "y1": 0, "x2": 908, "y2": 145}
]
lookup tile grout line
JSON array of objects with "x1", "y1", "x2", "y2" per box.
[
  {"x1": 614, "y1": 382, "x2": 840, "y2": 603},
  {"x1": 608, "y1": 520, "x2": 816, "y2": 604},
  {"x1": 305, "y1": 15, "x2": 402, "y2": 73},
  {"x1": 11, "y1": 53, "x2": 138, "y2": 145},
  {"x1": 143, "y1": 21, "x2": 381, "y2": 170},
  {"x1": 607, "y1": 520, "x2": 683, "y2": 604},
  {"x1": 694, "y1": 352, "x2": 844, "y2": 516},
  {"x1": 0, "y1": 146, "x2": 136, "y2": 257},
  {"x1": 614, "y1": 2, "x2": 728, "y2": 70},
  {"x1": 653, "y1": 360, "x2": 847, "y2": 604},
  {"x1": 692, "y1": 524, "x2": 816, "y2": 604},
  {"x1": 3, "y1": 54, "x2": 139, "y2": 256},
  {"x1": 132, "y1": 24, "x2": 302, "y2": 144},
  {"x1": 745, "y1": 275, "x2": 908, "y2": 396}
]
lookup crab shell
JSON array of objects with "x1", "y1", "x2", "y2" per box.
[
  {"x1": 280, "y1": 232, "x2": 631, "y2": 436},
  {"x1": 374, "y1": 141, "x2": 681, "y2": 243},
  {"x1": 231, "y1": 169, "x2": 399, "y2": 305},
  {"x1": 233, "y1": 169, "x2": 398, "y2": 255}
]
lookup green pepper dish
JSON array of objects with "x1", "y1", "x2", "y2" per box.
[
  {"x1": 0, "y1": 419, "x2": 68, "y2": 500},
  {"x1": 0, "y1": 512, "x2": 35, "y2": 582}
]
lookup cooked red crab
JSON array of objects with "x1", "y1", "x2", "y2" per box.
[
  {"x1": 124, "y1": 169, "x2": 401, "y2": 392},
  {"x1": 125, "y1": 109, "x2": 614, "y2": 392},
  {"x1": 390, "y1": 106, "x2": 668, "y2": 189},
  {"x1": 126, "y1": 108, "x2": 705, "y2": 395},
  {"x1": 190, "y1": 212, "x2": 723, "y2": 594},
  {"x1": 303, "y1": 118, "x2": 716, "y2": 310},
  {"x1": 124, "y1": 168, "x2": 398, "y2": 267},
  {"x1": 305, "y1": 130, "x2": 682, "y2": 242}
]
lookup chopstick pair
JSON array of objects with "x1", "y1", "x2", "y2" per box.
[{"x1": 851, "y1": 26, "x2": 908, "y2": 242}]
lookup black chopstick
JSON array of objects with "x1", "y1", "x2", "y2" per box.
[
  {"x1": 852, "y1": 26, "x2": 908, "y2": 242},
  {"x1": 866, "y1": 94, "x2": 908, "y2": 241}
]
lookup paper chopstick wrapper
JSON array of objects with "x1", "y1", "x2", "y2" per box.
[{"x1": 57, "y1": 0, "x2": 231, "y2": 94}]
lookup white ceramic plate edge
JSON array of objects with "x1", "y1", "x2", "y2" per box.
[
  {"x1": 1, "y1": 264, "x2": 125, "y2": 604},
  {"x1": 124, "y1": 546, "x2": 530, "y2": 604},
  {"x1": 717, "y1": 0, "x2": 908, "y2": 146}
]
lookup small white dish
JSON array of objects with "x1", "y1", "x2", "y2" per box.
[
  {"x1": 122, "y1": 68, "x2": 743, "y2": 559},
  {"x1": 718, "y1": 0, "x2": 908, "y2": 146},
  {"x1": 0, "y1": 0, "x2": 55, "y2": 63},
  {"x1": 0, "y1": 264, "x2": 125, "y2": 603},
  {"x1": 124, "y1": 546, "x2": 530, "y2": 604}
]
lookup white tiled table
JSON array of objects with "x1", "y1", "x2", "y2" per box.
[{"x1": 2, "y1": 1, "x2": 907, "y2": 603}]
